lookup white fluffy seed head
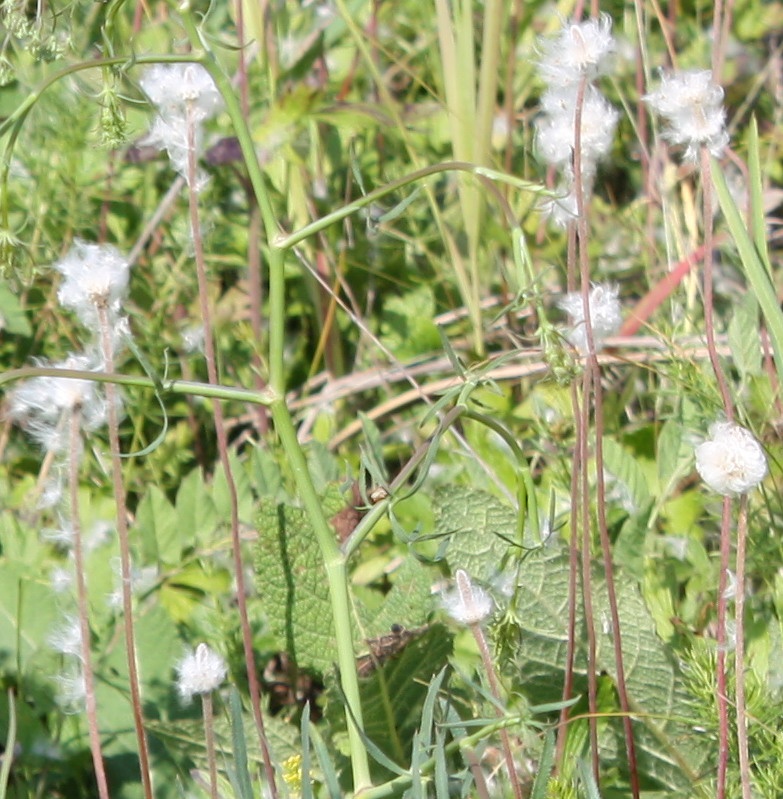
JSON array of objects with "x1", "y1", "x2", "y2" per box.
[
  {"x1": 535, "y1": 85, "x2": 619, "y2": 172},
  {"x1": 537, "y1": 14, "x2": 616, "y2": 88},
  {"x1": 140, "y1": 64, "x2": 222, "y2": 189},
  {"x1": 694, "y1": 422, "x2": 767, "y2": 496},
  {"x1": 140, "y1": 63, "x2": 222, "y2": 122},
  {"x1": 175, "y1": 643, "x2": 227, "y2": 702},
  {"x1": 49, "y1": 615, "x2": 84, "y2": 660},
  {"x1": 7, "y1": 352, "x2": 110, "y2": 453},
  {"x1": 557, "y1": 283, "x2": 622, "y2": 353},
  {"x1": 644, "y1": 69, "x2": 729, "y2": 161},
  {"x1": 441, "y1": 569, "x2": 493, "y2": 626},
  {"x1": 54, "y1": 240, "x2": 130, "y2": 331}
]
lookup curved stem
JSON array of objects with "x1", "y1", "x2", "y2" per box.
[{"x1": 175, "y1": 7, "x2": 372, "y2": 788}]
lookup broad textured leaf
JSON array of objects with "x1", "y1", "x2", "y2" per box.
[
  {"x1": 514, "y1": 546, "x2": 706, "y2": 793},
  {"x1": 433, "y1": 485, "x2": 514, "y2": 581},
  {"x1": 255, "y1": 498, "x2": 336, "y2": 672},
  {"x1": 380, "y1": 285, "x2": 442, "y2": 360},
  {"x1": 327, "y1": 625, "x2": 452, "y2": 779},
  {"x1": 357, "y1": 556, "x2": 433, "y2": 639}
]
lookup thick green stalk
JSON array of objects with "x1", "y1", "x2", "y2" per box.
[{"x1": 175, "y1": 5, "x2": 371, "y2": 789}]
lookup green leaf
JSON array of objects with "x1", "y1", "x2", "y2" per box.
[
  {"x1": 380, "y1": 285, "x2": 442, "y2": 360},
  {"x1": 255, "y1": 498, "x2": 336, "y2": 672},
  {"x1": 728, "y1": 292, "x2": 762, "y2": 379},
  {"x1": 249, "y1": 445, "x2": 286, "y2": 501},
  {"x1": 328, "y1": 625, "x2": 452, "y2": 779},
  {"x1": 356, "y1": 556, "x2": 433, "y2": 639},
  {"x1": 0, "y1": 561, "x2": 59, "y2": 669},
  {"x1": 712, "y1": 156, "x2": 783, "y2": 389},
  {"x1": 175, "y1": 469, "x2": 219, "y2": 546},
  {"x1": 656, "y1": 418, "x2": 694, "y2": 498},
  {"x1": 134, "y1": 486, "x2": 180, "y2": 564},
  {"x1": 514, "y1": 547, "x2": 706, "y2": 792},
  {"x1": 433, "y1": 486, "x2": 515, "y2": 582},
  {"x1": 0, "y1": 281, "x2": 31, "y2": 336},
  {"x1": 213, "y1": 452, "x2": 254, "y2": 522},
  {"x1": 602, "y1": 437, "x2": 651, "y2": 511}
]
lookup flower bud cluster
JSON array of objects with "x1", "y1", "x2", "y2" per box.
[{"x1": 534, "y1": 15, "x2": 619, "y2": 226}]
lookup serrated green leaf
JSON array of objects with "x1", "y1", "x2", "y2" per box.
[
  {"x1": 433, "y1": 486, "x2": 515, "y2": 581},
  {"x1": 255, "y1": 499, "x2": 336, "y2": 672},
  {"x1": 728, "y1": 292, "x2": 762, "y2": 379},
  {"x1": 514, "y1": 547, "x2": 706, "y2": 792},
  {"x1": 327, "y1": 625, "x2": 452, "y2": 780},
  {"x1": 357, "y1": 557, "x2": 433, "y2": 638}
]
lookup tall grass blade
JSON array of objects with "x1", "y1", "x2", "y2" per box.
[
  {"x1": 228, "y1": 687, "x2": 253, "y2": 799},
  {"x1": 711, "y1": 158, "x2": 783, "y2": 388}
]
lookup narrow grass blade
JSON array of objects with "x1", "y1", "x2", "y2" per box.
[
  {"x1": 308, "y1": 721, "x2": 342, "y2": 799},
  {"x1": 433, "y1": 727, "x2": 450, "y2": 799},
  {"x1": 529, "y1": 729, "x2": 556, "y2": 799},
  {"x1": 746, "y1": 117, "x2": 771, "y2": 271},
  {"x1": 227, "y1": 688, "x2": 253, "y2": 799},
  {"x1": 711, "y1": 158, "x2": 783, "y2": 388},
  {"x1": 577, "y1": 759, "x2": 603, "y2": 799}
]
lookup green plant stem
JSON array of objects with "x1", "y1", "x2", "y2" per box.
[
  {"x1": 268, "y1": 397, "x2": 370, "y2": 789},
  {"x1": 0, "y1": 367, "x2": 274, "y2": 405},
  {"x1": 175, "y1": 6, "x2": 371, "y2": 788},
  {"x1": 0, "y1": 688, "x2": 15, "y2": 799},
  {"x1": 277, "y1": 162, "x2": 546, "y2": 251}
]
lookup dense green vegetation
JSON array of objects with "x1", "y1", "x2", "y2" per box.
[{"x1": 0, "y1": 1, "x2": 782, "y2": 797}]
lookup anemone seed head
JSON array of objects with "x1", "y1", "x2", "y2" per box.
[{"x1": 694, "y1": 422, "x2": 767, "y2": 496}]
